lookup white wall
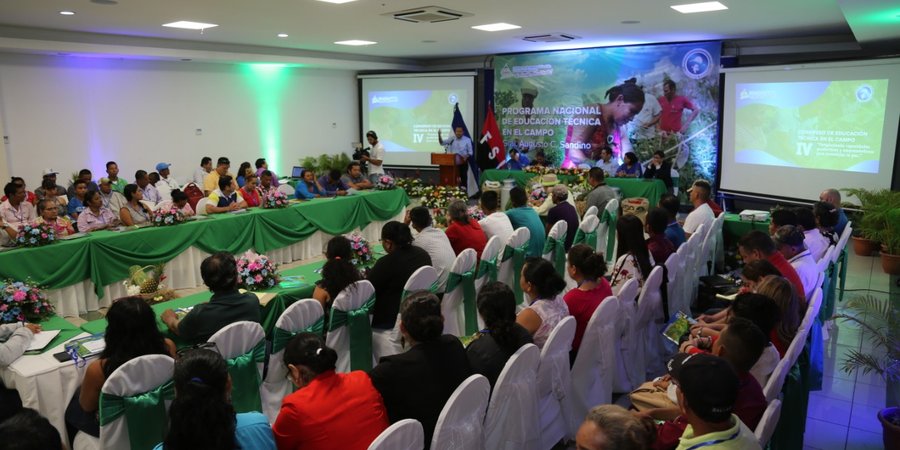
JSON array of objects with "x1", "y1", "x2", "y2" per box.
[{"x1": 0, "y1": 53, "x2": 358, "y2": 185}]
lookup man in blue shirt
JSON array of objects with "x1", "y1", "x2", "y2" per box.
[
  {"x1": 659, "y1": 193, "x2": 686, "y2": 248},
  {"x1": 504, "y1": 186, "x2": 546, "y2": 257},
  {"x1": 438, "y1": 127, "x2": 473, "y2": 188},
  {"x1": 819, "y1": 188, "x2": 848, "y2": 236},
  {"x1": 502, "y1": 149, "x2": 530, "y2": 171},
  {"x1": 318, "y1": 169, "x2": 349, "y2": 196}
]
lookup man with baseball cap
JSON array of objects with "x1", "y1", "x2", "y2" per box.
[
  {"x1": 35, "y1": 169, "x2": 67, "y2": 214},
  {"x1": 669, "y1": 353, "x2": 760, "y2": 450},
  {"x1": 683, "y1": 179, "x2": 715, "y2": 239},
  {"x1": 155, "y1": 162, "x2": 180, "y2": 202}
]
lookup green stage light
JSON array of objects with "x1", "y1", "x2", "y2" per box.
[{"x1": 243, "y1": 63, "x2": 292, "y2": 175}]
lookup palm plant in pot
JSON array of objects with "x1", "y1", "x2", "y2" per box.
[
  {"x1": 842, "y1": 188, "x2": 893, "y2": 257},
  {"x1": 833, "y1": 294, "x2": 900, "y2": 447}
]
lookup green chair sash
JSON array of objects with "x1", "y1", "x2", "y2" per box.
[
  {"x1": 542, "y1": 234, "x2": 567, "y2": 277},
  {"x1": 400, "y1": 280, "x2": 440, "y2": 302},
  {"x1": 476, "y1": 255, "x2": 499, "y2": 283},
  {"x1": 573, "y1": 228, "x2": 598, "y2": 251},
  {"x1": 329, "y1": 294, "x2": 376, "y2": 371},
  {"x1": 502, "y1": 244, "x2": 528, "y2": 305},
  {"x1": 600, "y1": 209, "x2": 617, "y2": 260},
  {"x1": 836, "y1": 247, "x2": 848, "y2": 304},
  {"x1": 271, "y1": 316, "x2": 325, "y2": 354},
  {"x1": 99, "y1": 380, "x2": 174, "y2": 450},
  {"x1": 226, "y1": 341, "x2": 266, "y2": 413},
  {"x1": 445, "y1": 270, "x2": 477, "y2": 335}
]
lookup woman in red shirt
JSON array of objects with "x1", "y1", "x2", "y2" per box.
[
  {"x1": 273, "y1": 333, "x2": 389, "y2": 450},
  {"x1": 563, "y1": 244, "x2": 613, "y2": 359},
  {"x1": 240, "y1": 173, "x2": 261, "y2": 208},
  {"x1": 444, "y1": 199, "x2": 487, "y2": 258}
]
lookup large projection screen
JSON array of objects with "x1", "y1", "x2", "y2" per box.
[
  {"x1": 720, "y1": 59, "x2": 900, "y2": 201},
  {"x1": 359, "y1": 73, "x2": 476, "y2": 167}
]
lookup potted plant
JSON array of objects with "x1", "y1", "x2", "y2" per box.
[
  {"x1": 842, "y1": 188, "x2": 891, "y2": 256},
  {"x1": 878, "y1": 207, "x2": 900, "y2": 275},
  {"x1": 833, "y1": 295, "x2": 900, "y2": 448}
]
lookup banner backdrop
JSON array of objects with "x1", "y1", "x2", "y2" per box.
[{"x1": 494, "y1": 42, "x2": 721, "y2": 198}]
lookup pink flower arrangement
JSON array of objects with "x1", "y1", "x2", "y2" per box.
[
  {"x1": 1, "y1": 279, "x2": 54, "y2": 323},
  {"x1": 262, "y1": 190, "x2": 289, "y2": 209},
  {"x1": 347, "y1": 233, "x2": 374, "y2": 266},
  {"x1": 236, "y1": 251, "x2": 280, "y2": 291},
  {"x1": 151, "y1": 208, "x2": 187, "y2": 227},
  {"x1": 16, "y1": 222, "x2": 55, "y2": 248}
]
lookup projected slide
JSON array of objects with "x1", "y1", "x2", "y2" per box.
[
  {"x1": 367, "y1": 90, "x2": 463, "y2": 153},
  {"x1": 734, "y1": 80, "x2": 889, "y2": 173}
]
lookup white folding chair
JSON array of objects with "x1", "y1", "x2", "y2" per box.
[
  {"x1": 208, "y1": 321, "x2": 267, "y2": 414},
  {"x1": 634, "y1": 266, "x2": 668, "y2": 380},
  {"x1": 326, "y1": 280, "x2": 376, "y2": 372},
  {"x1": 664, "y1": 252, "x2": 685, "y2": 316},
  {"x1": 569, "y1": 296, "x2": 619, "y2": 436},
  {"x1": 762, "y1": 324, "x2": 811, "y2": 402},
  {"x1": 613, "y1": 279, "x2": 640, "y2": 393},
  {"x1": 484, "y1": 344, "x2": 542, "y2": 450},
  {"x1": 576, "y1": 214, "x2": 601, "y2": 252},
  {"x1": 476, "y1": 235, "x2": 503, "y2": 292},
  {"x1": 261, "y1": 299, "x2": 324, "y2": 423},
  {"x1": 195, "y1": 197, "x2": 209, "y2": 216},
  {"x1": 710, "y1": 213, "x2": 726, "y2": 273},
  {"x1": 373, "y1": 266, "x2": 438, "y2": 360},
  {"x1": 277, "y1": 184, "x2": 295, "y2": 196},
  {"x1": 597, "y1": 199, "x2": 619, "y2": 264},
  {"x1": 583, "y1": 205, "x2": 599, "y2": 218},
  {"x1": 543, "y1": 220, "x2": 568, "y2": 277},
  {"x1": 683, "y1": 223, "x2": 706, "y2": 306},
  {"x1": 499, "y1": 227, "x2": 531, "y2": 306},
  {"x1": 442, "y1": 249, "x2": 478, "y2": 337},
  {"x1": 698, "y1": 225, "x2": 715, "y2": 277},
  {"x1": 367, "y1": 419, "x2": 424, "y2": 450},
  {"x1": 537, "y1": 316, "x2": 577, "y2": 447},
  {"x1": 755, "y1": 399, "x2": 783, "y2": 447},
  {"x1": 431, "y1": 374, "x2": 491, "y2": 450},
  {"x1": 73, "y1": 354, "x2": 175, "y2": 450}
]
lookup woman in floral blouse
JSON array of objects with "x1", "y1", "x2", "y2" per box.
[
  {"x1": 35, "y1": 198, "x2": 75, "y2": 236},
  {"x1": 609, "y1": 215, "x2": 654, "y2": 295}
]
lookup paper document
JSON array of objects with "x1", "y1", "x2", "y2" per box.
[{"x1": 25, "y1": 329, "x2": 61, "y2": 352}]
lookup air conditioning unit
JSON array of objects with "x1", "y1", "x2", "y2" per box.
[
  {"x1": 386, "y1": 6, "x2": 473, "y2": 23},
  {"x1": 523, "y1": 33, "x2": 581, "y2": 43}
]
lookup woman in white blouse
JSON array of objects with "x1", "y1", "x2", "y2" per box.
[
  {"x1": 516, "y1": 258, "x2": 569, "y2": 349},
  {"x1": 609, "y1": 215, "x2": 654, "y2": 295}
]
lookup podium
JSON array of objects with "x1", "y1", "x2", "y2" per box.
[{"x1": 431, "y1": 153, "x2": 459, "y2": 186}]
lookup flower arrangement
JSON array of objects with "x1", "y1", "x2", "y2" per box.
[
  {"x1": 395, "y1": 178, "x2": 424, "y2": 197},
  {"x1": 347, "y1": 233, "x2": 374, "y2": 266},
  {"x1": 530, "y1": 187, "x2": 548, "y2": 203},
  {"x1": 420, "y1": 185, "x2": 467, "y2": 209},
  {"x1": 432, "y1": 208, "x2": 449, "y2": 228},
  {"x1": 523, "y1": 165, "x2": 588, "y2": 177},
  {"x1": 15, "y1": 222, "x2": 55, "y2": 248},
  {"x1": 261, "y1": 190, "x2": 290, "y2": 209},
  {"x1": 375, "y1": 174, "x2": 396, "y2": 190},
  {"x1": 150, "y1": 208, "x2": 186, "y2": 227},
  {"x1": 467, "y1": 205, "x2": 485, "y2": 221},
  {"x1": 0, "y1": 279, "x2": 54, "y2": 323},
  {"x1": 237, "y1": 251, "x2": 280, "y2": 291}
]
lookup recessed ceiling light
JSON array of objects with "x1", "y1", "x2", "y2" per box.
[
  {"x1": 472, "y1": 23, "x2": 521, "y2": 32},
  {"x1": 162, "y1": 21, "x2": 219, "y2": 30},
  {"x1": 90, "y1": 0, "x2": 119, "y2": 5},
  {"x1": 670, "y1": 2, "x2": 728, "y2": 14},
  {"x1": 59, "y1": 11, "x2": 76, "y2": 16},
  {"x1": 422, "y1": 40, "x2": 437, "y2": 43},
  {"x1": 316, "y1": 0, "x2": 357, "y2": 3},
  {"x1": 621, "y1": 20, "x2": 641, "y2": 24},
  {"x1": 334, "y1": 40, "x2": 377, "y2": 46},
  {"x1": 277, "y1": 33, "x2": 289, "y2": 38}
]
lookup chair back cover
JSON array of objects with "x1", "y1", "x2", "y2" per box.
[
  {"x1": 755, "y1": 399, "x2": 782, "y2": 447},
  {"x1": 98, "y1": 354, "x2": 175, "y2": 450},
  {"x1": 431, "y1": 374, "x2": 491, "y2": 450},
  {"x1": 367, "y1": 419, "x2": 424, "y2": 450},
  {"x1": 261, "y1": 299, "x2": 324, "y2": 422},
  {"x1": 208, "y1": 321, "x2": 267, "y2": 413},
  {"x1": 476, "y1": 235, "x2": 503, "y2": 291},
  {"x1": 194, "y1": 197, "x2": 209, "y2": 216},
  {"x1": 698, "y1": 224, "x2": 715, "y2": 277},
  {"x1": 664, "y1": 252, "x2": 684, "y2": 316},
  {"x1": 574, "y1": 214, "x2": 600, "y2": 251},
  {"x1": 499, "y1": 227, "x2": 531, "y2": 305},
  {"x1": 710, "y1": 213, "x2": 726, "y2": 273},
  {"x1": 484, "y1": 343, "x2": 542, "y2": 450},
  {"x1": 277, "y1": 184, "x2": 295, "y2": 196},
  {"x1": 597, "y1": 199, "x2": 619, "y2": 264},
  {"x1": 442, "y1": 249, "x2": 478, "y2": 337},
  {"x1": 373, "y1": 266, "x2": 439, "y2": 360},
  {"x1": 326, "y1": 280, "x2": 376, "y2": 372},
  {"x1": 762, "y1": 324, "x2": 811, "y2": 402},
  {"x1": 570, "y1": 296, "x2": 619, "y2": 436},
  {"x1": 542, "y1": 220, "x2": 568, "y2": 277},
  {"x1": 684, "y1": 223, "x2": 706, "y2": 304},
  {"x1": 537, "y1": 316, "x2": 577, "y2": 447},
  {"x1": 635, "y1": 266, "x2": 667, "y2": 379},
  {"x1": 583, "y1": 205, "x2": 599, "y2": 218},
  {"x1": 613, "y1": 279, "x2": 640, "y2": 392}
]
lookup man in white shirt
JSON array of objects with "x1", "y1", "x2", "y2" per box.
[
  {"x1": 98, "y1": 178, "x2": 127, "y2": 213},
  {"x1": 774, "y1": 225, "x2": 818, "y2": 301},
  {"x1": 594, "y1": 147, "x2": 619, "y2": 177},
  {"x1": 793, "y1": 206, "x2": 830, "y2": 262},
  {"x1": 362, "y1": 130, "x2": 385, "y2": 183},
  {"x1": 193, "y1": 156, "x2": 212, "y2": 186},
  {"x1": 134, "y1": 170, "x2": 161, "y2": 205},
  {"x1": 682, "y1": 179, "x2": 714, "y2": 238},
  {"x1": 406, "y1": 206, "x2": 455, "y2": 291},
  {"x1": 478, "y1": 191, "x2": 514, "y2": 245},
  {"x1": 155, "y1": 162, "x2": 181, "y2": 202}
]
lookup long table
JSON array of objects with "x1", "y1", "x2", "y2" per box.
[
  {"x1": 480, "y1": 169, "x2": 667, "y2": 206},
  {"x1": 722, "y1": 212, "x2": 770, "y2": 245}
]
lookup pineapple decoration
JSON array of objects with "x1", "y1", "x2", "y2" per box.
[{"x1": 124, "y1": 263, "x2": 176, "y2": 303}]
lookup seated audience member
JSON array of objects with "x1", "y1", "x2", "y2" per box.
[
  {"x1": 369, "y1": 291, "x2": 473, "y2": 446},
  {"x1": 155, "y1": 163, "x2": 180, "y2": 202},
  {"x1": 77, "y1": 190, "x2": 119, "y2": 232},
  {"x1": 505, "y1": 187, "x2": 546, "y2": 257},
  {"x1": 532, "y1": 150, "x2": 548, "y2": 167},
  {"x1": 813, "y1": 201, "x2": 841, "y2": 245},
  {"x1": 236, "y1": 161, "x2": 252, "y2": 187},
  {"x1": 547, "y1": 185, "x2": 579, "y2": 250},
  {"x1": 368, "y1": 221, "x2": 432, "y2": 330},
  {"x1": 575, "y1": 404, "x2": 655, "y2": 450},
  {"x1": 155, "y1": 189, "x2": 195, "y2": 217},
  {"x1": 738, "y1": 231, "x2": 805, "y2": 307},
  {"x1": 793, "y1": 206, "x2": 829, "y2": 262},
  {"x1": 257, "y1": 170, "x2": 276, "y2": 197},
  {"x1": 255, "y1": 158, "x2": 280, "y2": 187},
  {"x1": 407, "y1": 206, "x2": 455, "y2": 291},
  {"x1": 0, "y1": 177, "x2": 37, "y2": 205},
  {"x1": 668, "y1": 353, "x2": 761, "y2": 450},
  {"x1": 206, "y1": 175, "x2": 248, "y2": 214},
  {"x1": 36, "y1": 198, "x2": 75, "y2": 237},
  {"x1": 156, "y1": 349, "x2": 275, "y2": 450},
  {"x1": 533, "y1": 177, "x2": 577, "y2": 217},
  {"x1": 35, "y1": 170, "x2": 67, "y2": 215},
  {"x1": 1, "y1": 182, "x2": 37, "y2": 244},
  {"x1": 467, "y1": 282, "x2": 533, "y2": 387},
  {"x1": 105, "y1": 161, "x2": 127, "y2": 194},
  {"x1": 135, "y1": 170, "x2": 162, "y2": 204},
  {"x1": 754, "y1": 275, "x2": 802, "y2": 358},
  {"x1": 615, "y1": 152, "x2": 642, "y2": 178},
  {"x1": 445, "y1": 199, "x2": 487, "y2": 257},
  {"x1": 193, "y1": 156, "x2": 213, "y2": 187},
  {"x1": 564, "y1": 245, "x2": 612, "y2": 357},
  {"x1": 67, "y1": 169, "x2": 99, "y2": 199},
  {"x1": 239, "y1": 173, "x2": 261, "y2": 207},
  {"x1": 67, "y1": 180, "x2": 88, "y2": 220},
  {"x1": 643, "y1": 150, "x2": 674, "y2": 192},
  {"x1": 682, "y1": 180, "x2": 714, "y2": 238},
  {"x1": 0, "y1": 408, "x2": 63, "y2": 450},
  {"x1": 274, "y1": 333, "x2": 389, "y2": 450},
  {"x1": 768, "y1": 207, "x2": 798, "y2": 236},
  {"x1": 313, "y1": 236, "x2": 362, "y2": 308},
  {"x1": 98, "y1": 178, "x2": 127, "y2": 213},
  {"x1": 70, "y1": 297, "x2": 176, "y2": 438},
  {"x1": 503, "y1": 148, "x2": 530, "y2": 170},
  {"x1": 773, "y1": 225, "x2": 817, "y2": 300},
  {"x1": 478, "y1": 190, "x2": 514, "y2": 245},
  {"x1": 594, "y1": 146, "x2": 619, "y2": 178},
  {"x1": 610, "y1": 215, "x2": 655, "y2": 294},
  {"x1": 736, "y1": 259, "x2": 781, "y2": 293},
  {"x1": 295, "y1": 169, "x2": 325, "y2": 199},
  {"x1": 819, "y1": 188, "x2": 848, "y2": 235},
  {"x1": 0, "y1": 322, "x2": 40, "y2": 423},
  {"x1": 646, "y1": 207, "x2": 676, "y2": 265},
  {"x1": 148, "y1": 172, "x2": 161, "y2": 187},
  {"x1": 516, "y1": 258, "x2": 569, "y2": 349},
  {"x1": 341, "y1": 162, "x2": 373, "y2": 190},
  {"x1": 318, "y1": 169, "x2": 349, "y2": 196},
  {"x1": 582, "y1": 167, "x2": 617, "y2": 213},
  {"x1": 120, "y1": 184, "x2": 153, "y2": 226},
  {"x1": 659, "y1": 194, "x2": 686, "y2": 248},
  {"x1": 204, "y1": 157, "x2": 237, "y2": 195},
  {"x1": 161, "y1": 252, "x2": 262, "y2": 343}
]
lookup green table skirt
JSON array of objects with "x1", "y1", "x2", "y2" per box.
[
  {"x1": 480, "y1": 169, "x2": 667, "y2": 206},
  {"x1": 0, "y1": 190, "x2": 408, "y2": 299},
  {"x1": 722, "y1": 213, "x2": 770, "y2": 245}
]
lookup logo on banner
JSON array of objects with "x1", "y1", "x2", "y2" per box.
[
  {"x1": 448, "y1": 93, "x2": 459, "y2": 105},
  {"x1": 682, "y1": 48, "x2": 712, "y2": 79},
  {"x1": 856, "y1": 84, "x2": 873, "y2": 102}
]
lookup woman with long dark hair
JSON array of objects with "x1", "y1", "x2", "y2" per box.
[
  {"x1": 564, "y1": 244, "x2": 612, "y2": 356},
  {"x1": 236, "y1": 161, "x2": 253, "y2": 188},
  {"x1": 313, "y1": 236, "x2": 362, "y2": 308},
  {"x1": 615, "y1": 152, "x2": 643, "y2": 178},
  {"x1": 516, "y1": 258, "x2": 569, "y2": 349},
  {"x1": 466, "y1": 282, "x2": 533, "y2": 387},
  {"x1": 157, "y1": 349, "x2": 275, "y2": 449},
  {"x1": 120, "y1": 184, "x2": 152, "y2": 226},
  {"x1": 813, "y1": 201, "x2": 840, "y2": 245},
  {"x1": 609, "y1": 215, "x2": 654, "y2": 295}
]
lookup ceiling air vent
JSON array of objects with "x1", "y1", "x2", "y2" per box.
[
  {"x1": 523, "y1": 33, "x2": 581, "y2": 43},
  {"x1": 387, "y1": 6, "x2": 473, "y2": 23}
]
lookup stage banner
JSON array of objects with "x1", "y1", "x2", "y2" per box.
[{"x1": 494, "y1": 42, "x2": 721, "y2": 197}]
